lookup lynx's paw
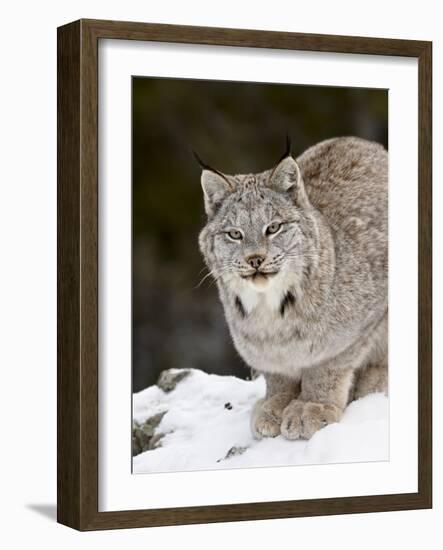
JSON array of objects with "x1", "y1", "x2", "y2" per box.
[
  {"x1": 251, "y1": 393, "x2": 293, "y2": 439},
  {"x1": 280, "y1": 401, "x2": 342, "y2": 440}
]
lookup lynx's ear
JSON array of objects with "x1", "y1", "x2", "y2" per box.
[
  {"x1": 193, "y1": 151, "x2": 234, "y2": 217},
  {"x1": 201, "y1": 169, "x2": 234, "y2": 217},
  {"x1": 268, "y1": 156, "x2": 310, "y2": 208}
]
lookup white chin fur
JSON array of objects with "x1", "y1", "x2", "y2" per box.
[
  {"x1": 248, "y1": 275, "x2": 274, "y2": 292},
  {"x1": 234, "y1": 272, "x2": 287, "y2": 313}
]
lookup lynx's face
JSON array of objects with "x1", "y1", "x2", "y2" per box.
[
  {"x1": 198, "y1": 154, "x2": 313, "y2": 294},
  {"x1": 205, "y1": 184, "x2": 304, "y2": 291}
]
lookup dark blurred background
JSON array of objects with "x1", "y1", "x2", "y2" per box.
[{"x1": 132, "y1": 77, "x2": 388, "y2": 392}]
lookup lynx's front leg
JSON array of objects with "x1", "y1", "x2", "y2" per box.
[
  {"x1": 251, "y1": 373, "x2": 300, "y2": 439},
  {"x1": 281, "y1": 365, "x2": 353, "y2": 440}
]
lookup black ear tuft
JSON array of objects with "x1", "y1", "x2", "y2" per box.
[
  {"x1": 276, "y1": 133, "x2": 292, "y2": 164},
  {"x1": 192, "y1": 150, "x2": 213, "y2": 171},
  {"x1": 192, "y1": 149, "x2": 232, "y2": 187},
  {"x1": 285, "y1": 132, "x2": 292, "y2": 157}
]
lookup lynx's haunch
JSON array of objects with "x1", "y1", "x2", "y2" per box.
[{"x1": 198, "y1": 137, "x2": 388, "y2": 440}]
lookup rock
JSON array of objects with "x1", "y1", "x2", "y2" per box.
[
  {"x1": 132, "y1": 411, "x2": 166, "y2": 456},
  {"x1": 132, "y1": 369, "x2": 192, "y2": 457},
  {"x1": 157, "y1": 368, "x2": 191, "y2": 392},
  {"x1": 148, "y1": 432, "x2": 165, "y2": 450},
  {"x1": 217, "y1": 445, "x2": 248, "y2": 462}
]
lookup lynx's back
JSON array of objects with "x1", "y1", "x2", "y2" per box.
[
  {"x1": 297, "y1": 137, "x2": 388, "y2": 293},
  {"x1": 298, "y1": 137, "x2": 388, "y2": 235}
]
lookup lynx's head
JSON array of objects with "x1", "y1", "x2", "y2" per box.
[{"x1": 198, "y1": 142, "x2": 316, "y2": 304}]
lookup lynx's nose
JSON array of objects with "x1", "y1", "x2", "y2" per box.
[{"x1": 247, "y1": 254, "x2": 265, "y2": 270}]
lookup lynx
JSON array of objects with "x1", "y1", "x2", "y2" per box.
[{"x1": 198, "y1": 137, "x2": 388, "y2": 440}]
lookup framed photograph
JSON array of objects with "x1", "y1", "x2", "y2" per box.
[{"x1": 57, "y1": 19, "x2": 432, "y2": 530}]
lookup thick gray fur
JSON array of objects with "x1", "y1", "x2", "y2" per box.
[{"x1": 198, "y1": 137, "x2": 388, "y2": 440}]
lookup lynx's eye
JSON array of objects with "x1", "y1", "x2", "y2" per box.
[
  {"x1": 266, "y1": 222, "x2": 282, "y2": 235},
  {"x1": 227, "y1": 229, "x2": 243, "y2": 240}
]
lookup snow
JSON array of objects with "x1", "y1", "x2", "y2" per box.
[{"x1": 133, "y1": 369, "x2": 388, "y2": 474}]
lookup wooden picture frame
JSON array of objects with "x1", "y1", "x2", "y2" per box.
[{"x1": 57, "y1": 18, "x2": 432, "y2": 530}]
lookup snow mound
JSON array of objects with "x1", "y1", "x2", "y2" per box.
[{"x1": 133, "y1": 369, "x2": 388, "y2": 474}]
